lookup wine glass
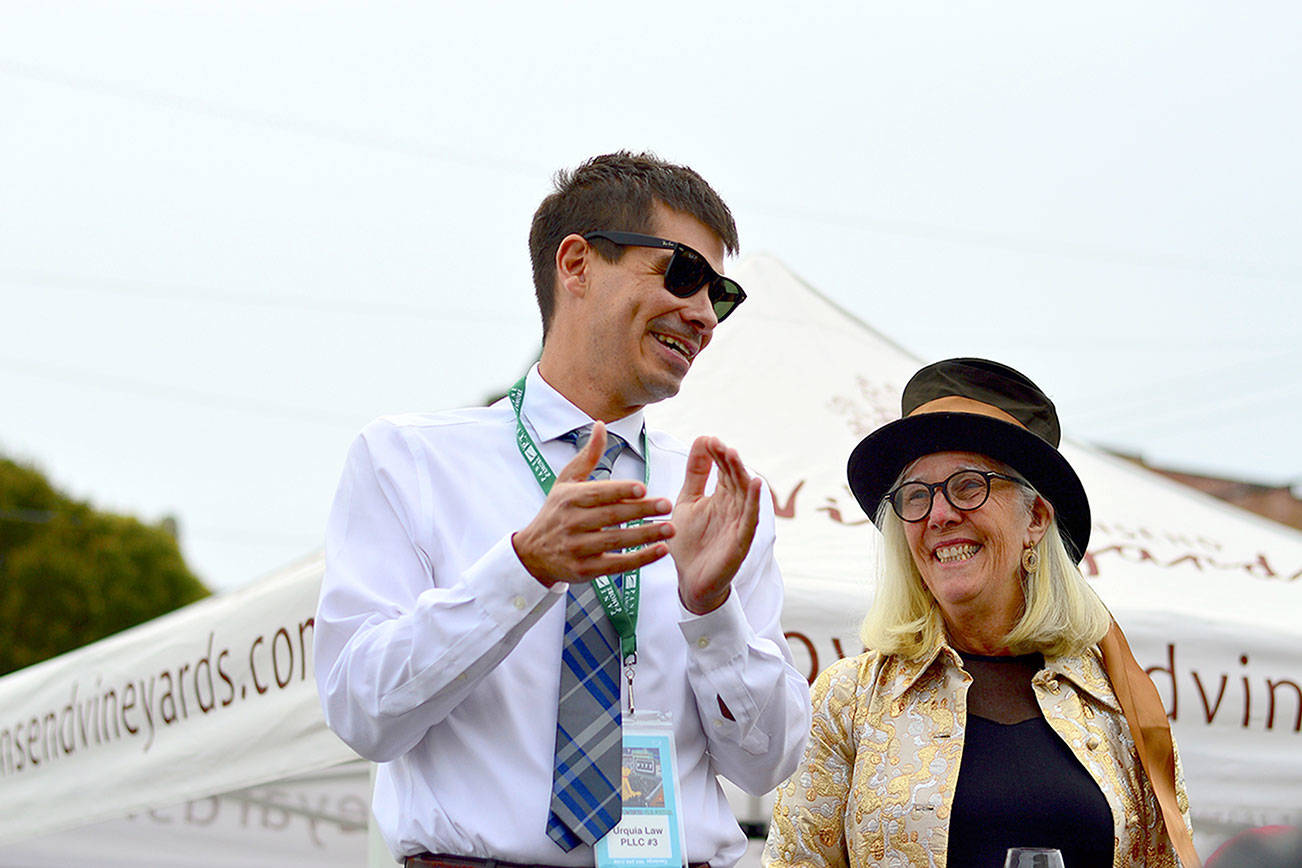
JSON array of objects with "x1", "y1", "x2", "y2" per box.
[{"x1": 1003, "y1": 848, "x2": 1065, "y2": 868}]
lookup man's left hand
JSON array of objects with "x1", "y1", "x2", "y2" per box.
[{"x1": 668, "y1": 436, "x2": 762, "y2": 615}]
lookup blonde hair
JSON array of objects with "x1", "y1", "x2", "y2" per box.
[{"x1": 860, "y1": 469, "x2": 1111, "y2": 660}]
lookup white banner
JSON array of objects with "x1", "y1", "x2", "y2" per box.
[
  {"x1": 0, "y1": 554, "x2": 355, "y2": 844},
  {"x1": 0, "y1": 763, "x2": 369, "y2": 867}
]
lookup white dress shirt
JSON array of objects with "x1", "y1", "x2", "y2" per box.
[{"x1": 314, "y1": 365, "x2": 810, "y2": 867}]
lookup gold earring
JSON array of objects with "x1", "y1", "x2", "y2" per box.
[{"x1": 1021, "y1": 545, "x2": 1040, "y2": 575}]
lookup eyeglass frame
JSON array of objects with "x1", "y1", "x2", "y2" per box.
[
  {"x1": 582, "y1": 230, "x2": 747, "y2": 322},
  {"x1": 884, "y1": 468, "x2": 1032, "y2": 523}
]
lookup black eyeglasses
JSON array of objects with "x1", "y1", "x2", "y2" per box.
[
  {"x1": 884, "y1": 469, "x2": 1030, "y2": 523},
  {"x1": 583, "y1": 230, "x2": 746, "y2": 322}
]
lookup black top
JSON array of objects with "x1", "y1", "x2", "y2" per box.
[{"x1": 945, "y1": 652, "x2": 1114, "y2": 868}]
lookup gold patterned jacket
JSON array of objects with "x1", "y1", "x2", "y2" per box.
[{"x1": 764, "y1": 644, "x2": 1192, "y2": 867}]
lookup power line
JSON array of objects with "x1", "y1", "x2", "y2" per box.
[
  {"x1": 1068, "y1": 348, "x2": 1302, "y2": 425},
  {"x1": 183, "y1": 526, "x2": 323, "y2": 545},
  {"x1": 904, "y1": 333, "x2": 1299, "y2": 351},
  {"x1": 737, "y1": 195, "x2": 1302, "y2": 285},
  {"x1": 0, "y1": 354, "x2": 362, "y2": 428},
  {"x1": 0, "y1": 57, "x2": 548, "y2": 178},
  {"x1": 1074, "y1": 378, "x2": 1302, "y2": 439},
  {"x1": 0, "y1": 267, "x2": 535, "y2": 324},
  {"x1": 7, "y1": 56, "x2": 1302, "y2": 287}
]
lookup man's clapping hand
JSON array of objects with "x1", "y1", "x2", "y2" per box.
[{"x1": 511, "y1": 422, "x2": 675, "y2": 587}]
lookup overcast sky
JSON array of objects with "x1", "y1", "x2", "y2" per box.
[{"x1": 2, "y1": 2, "x2": 1299, "y2": 592}]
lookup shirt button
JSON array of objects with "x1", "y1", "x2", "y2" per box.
[
  {"x1": 713, "y1": 719, "x2": 724, "y2": 728},
  {"x1": 697, "y1": 636, "x2": 710, "y2": 649},
  {"x1": 513, "y1": 596, "x2": 526, "y2": 610}
]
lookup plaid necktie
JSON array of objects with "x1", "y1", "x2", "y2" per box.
[{"x1": 546, "y1": 425, "x2": 629, "y2": 849}]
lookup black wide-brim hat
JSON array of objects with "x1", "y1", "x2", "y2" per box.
[{"x1": 846, "y1": 357, "x2": 1091, "y2": 560}]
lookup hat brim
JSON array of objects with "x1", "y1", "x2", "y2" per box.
[{"x1": 846, "y1": 412, "x2": 1091, "y2": 560}]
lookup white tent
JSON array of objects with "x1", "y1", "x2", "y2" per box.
[
  {"x1": 647, "y1": 256, "x2": 1302, "y2": 846},
  {"x1": 2, "y1": 256, "x2": 1299, "y2": 862}
]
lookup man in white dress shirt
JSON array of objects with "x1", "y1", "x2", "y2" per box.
[{"x1": 314, "y1": 152, "x2": 810, "y2": 867}]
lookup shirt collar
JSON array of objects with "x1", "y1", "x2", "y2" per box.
[{"x1": 522, "y1": 364, "x2": 647, "y2": 459}]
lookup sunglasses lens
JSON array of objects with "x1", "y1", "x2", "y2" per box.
[
  {"x1": 665, "y1": 247, "x2": 710, "y2": 297},
  {"x1": 711, "y1": 279, "x2": 745, "y2": 322},
  {"x1": 659, "y1": 243, "x2": 746, "y2": 322}
]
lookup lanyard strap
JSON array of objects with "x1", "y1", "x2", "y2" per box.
[{"x1": 508, "y1": 376, "x2": 646, "y2": 659}]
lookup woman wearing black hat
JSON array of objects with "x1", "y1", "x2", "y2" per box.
[{"x1": 763, "y1": 359, "x2": 1198, "y2": 868}]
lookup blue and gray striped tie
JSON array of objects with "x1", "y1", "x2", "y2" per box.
[{"x1": 546, "y1": 425, "x2": 629, "y2": 849}]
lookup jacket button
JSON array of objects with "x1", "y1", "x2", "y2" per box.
[{"x1": 1087, "y1": 735, "x2": 1101, "y2": 750}]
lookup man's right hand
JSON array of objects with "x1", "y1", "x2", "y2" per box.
[{"x1": 511, "y1": 421, "x2": 675, "y2": 587}]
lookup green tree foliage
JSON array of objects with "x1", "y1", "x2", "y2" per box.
[{"x1": 0, "y1": 457, "x2": 210, "y2": 677}]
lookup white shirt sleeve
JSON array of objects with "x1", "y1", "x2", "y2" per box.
[
  {"x1": 313, "y1": 420, "x2": 563, "y2": 762},
  {"x1": 676, "y1": 480, "x2": 812, "y2": 795}
]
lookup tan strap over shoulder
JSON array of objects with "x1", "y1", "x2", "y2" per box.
[{"x1": 1099, "y1": 619, "x2": 1201, "y2": 867}]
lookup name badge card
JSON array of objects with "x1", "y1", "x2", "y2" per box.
[{"x1": 595, "y1": 712, "x2": 688, "y2": 868}]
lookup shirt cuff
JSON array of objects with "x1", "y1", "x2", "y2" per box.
[
  {"x1": 677, "y1": 590, "x2": 773, "y2": 755},
  {"x1": 460, "y1": 533, "x2": 563, "y2": 629},
  {"x1": 677, "y1": 590, "x2": 751, "y2": 666}
]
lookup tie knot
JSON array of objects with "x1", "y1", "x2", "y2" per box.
[{"x1": 561, "y1": 425, "x2": 628, "y2": 481}]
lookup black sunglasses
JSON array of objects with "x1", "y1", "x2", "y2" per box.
[{"x1": 582, "y1": 230, "x2": 746, "y2": 322}]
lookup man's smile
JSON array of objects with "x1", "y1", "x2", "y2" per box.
[{"x1": 650, "y1": 330, "x2": 698, "y2": 362}]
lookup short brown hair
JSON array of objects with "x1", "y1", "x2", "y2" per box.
[{"x1": 528, "y1": 151, "x2": 739, "y2": 338}]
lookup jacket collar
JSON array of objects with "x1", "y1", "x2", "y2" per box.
[
  {"x1": 1043, "y1": 648, "x2": 1121, "y2": 712},
  {"x1": 885, "y1": 643, "x2": 965, "y2": 700},
  {"x1": 885, "y1": 640, "x2": 1120, "y2": 712}
]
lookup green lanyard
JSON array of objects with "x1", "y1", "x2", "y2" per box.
[{"x1": 508, "y1": 376, "x2": 646, "y2": 662}]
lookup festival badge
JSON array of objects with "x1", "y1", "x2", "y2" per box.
[{"x1": 595, "y1": 712, "x2": 689, "y2": 868}]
